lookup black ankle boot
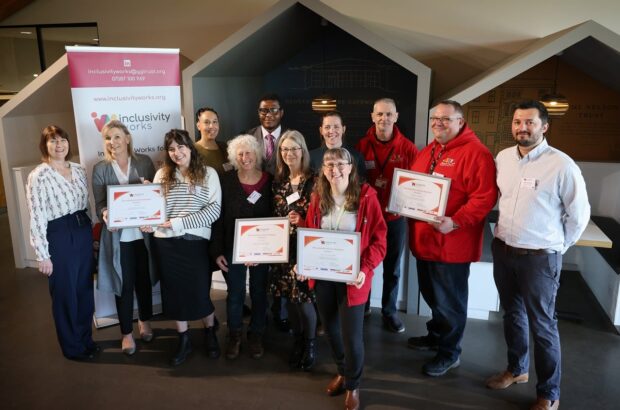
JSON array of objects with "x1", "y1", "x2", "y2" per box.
[
  {"x1": 170, "y1": 330, "x2": 192, "y2": 366},
  {"x1": 300, "y1": 338, "x2": 316, "y2": 371},
  {"x1": 204, "y1": 326, "x2": 220, "y2": 359},
  {"x1": 289, "y1": 334, "x2": 304, "y2": 369}
]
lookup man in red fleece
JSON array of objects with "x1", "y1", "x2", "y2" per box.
[
  {"x1": 356, "y1": 98, "x2": 418, "y2": 333},
  {"x1": 407, "y1": 100, "x2": 497, "y2": 377}
]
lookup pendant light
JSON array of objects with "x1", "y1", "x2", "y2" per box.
[
  {"x1": 312, "y1": 18, "x2": 337, "y2": 113},
  {"x1": 540, "y1": 56, "x2": 569, "y2": 117}
]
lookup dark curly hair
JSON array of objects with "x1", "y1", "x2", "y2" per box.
[{"x1": 159, "y1": 129, "x2": 206, "y2": 194}]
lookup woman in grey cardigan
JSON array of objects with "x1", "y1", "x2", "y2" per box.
[{"x1": 92, "y1": 120, "x2": 158, "y2": 356}]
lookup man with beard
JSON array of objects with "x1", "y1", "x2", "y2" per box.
[{"x1": 487, "y1": 100, "x2": 590, "y2": 410}]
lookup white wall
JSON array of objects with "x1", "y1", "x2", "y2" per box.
[{"x1": 578, "y1": 161, "x2": 620, "y2": 222}]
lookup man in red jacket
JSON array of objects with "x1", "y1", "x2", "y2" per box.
[
  {"x1": 356, "y1": 98, "x2": 418, "y2": 333},
  {"x1": 407, "y1": 100, "x2": 497, "y2": 376}
]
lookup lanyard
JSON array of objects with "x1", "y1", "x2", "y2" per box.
[
  {"x1": 370, "y1": 142, "x2": 395, "y2": 176},
  {"x1": 329, "y1": 205, "x2": 346, "y2": 231},
  {"x1": 429, "y1": 143, "x2": 446, "y2": 174}
]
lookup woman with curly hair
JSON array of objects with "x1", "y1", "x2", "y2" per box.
[{"x1": 151, "y1": 129, "x2": 222, "y2": 366}]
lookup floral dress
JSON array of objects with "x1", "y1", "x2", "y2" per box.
[{"x1": 269, "y1": 173, "x2": 316, "y2": 304}]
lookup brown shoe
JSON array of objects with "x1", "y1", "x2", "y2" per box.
[
  {"x1": 225, "y1": 330, "x2": 242, "y2": 360},
  {"x1": 344, "y1": 389, "x2": 359, "y2": 410},
  {"x1": 486, "y1": 370, "x2": 529, "y2": 389},
  {"x1": 326, "y1": 374, "x2": 345, "y2": 396},
  {"x1": 247, "y1": 332, "x2": 264, "y2": 359},
  {"x1": 530, "y1": 398, "x2": 559, "y2": 410}
]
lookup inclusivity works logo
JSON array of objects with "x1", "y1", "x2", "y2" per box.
[{"x1": 91, "y1": 111, "x2": 172, "y2": 132}]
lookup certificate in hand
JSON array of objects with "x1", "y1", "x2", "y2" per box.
[
  {"x1": 107, "y1": 184, "x2": 166, "y2": 228},
  {"x1": 297, "y1": 228, "x2": 361, "y2": 283},
  {"x1": 387, "y1": 168, "x2": 451, "y2": 222},
  {"x1": 233, "y1": 217, "x2": 290, "y2": 264}
]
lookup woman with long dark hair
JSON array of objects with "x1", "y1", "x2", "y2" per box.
[{"x1": 151, "y1": 129, "x2": 222, "y2": 366}]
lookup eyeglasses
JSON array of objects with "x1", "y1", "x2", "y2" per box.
[
  {"x1": 258, "y1": 107, "x2": 281, "y2": 116},
  {"x1": 430, "y1": 116, "x2": 462, "y2": 124},
  {"x1": 322, "y1": 162, "x2": 351, "y2": 170},
  {"x1": 280, "y1": 147, "x2": 301, "y2": 154}
]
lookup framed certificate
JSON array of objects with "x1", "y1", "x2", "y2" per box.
[
  {"x1": 297, "y1": 228, "x2": 361, "y2": 283},
  {"x1": 107, "y1": 184, "x2": 166, "y2": 228},
  {"x1": 387, "y1": 168, "x2": 451, "y2": 222},
  {"x1": 232, "y1": 217, "x2": 290, "y2": 264}
]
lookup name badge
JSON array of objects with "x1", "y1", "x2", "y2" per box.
[
  {"x1": 365, "y1": 160, "x2": 376, "y2": 170},
  {"x1": 432, "y1": 172, "x2": 444, "y2": 177},
  {"x1": 286, "y1": 191, "x2": 301, "y2": 205},
  {"x1": 374, "y1": 175, "x2": 387, "y2": 189},
  {"x1": 247, "y1": 190, "x2": 262, "y2": 204},
  {"x1": 520, "y1": 177, "x2": 537, "y2": 189},
  {"x1": 222, "y1": 162, "x2": 233, "y2": 172},
  {"x1": 187, "y1": 185, "x2": 202, "y2": 195}
]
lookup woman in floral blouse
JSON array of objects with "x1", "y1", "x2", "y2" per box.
[{"x1": 270, "y1": 130, "x2": 317, "y2": 370}]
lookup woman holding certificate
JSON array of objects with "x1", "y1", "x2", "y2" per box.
[
  {"x1": 270, "y1": 130, "x2": 317, "y2": 370},
  {"x1": 152, "y1": 129, "x2": 222, "y2": 366},
  {"x1": 26, "y1": 125, "x2": 97, "y2": 361},
  {"x1": 302, "y1": 147, "x2": 387, "y2": 410},
  {"x1": 210, "y1": 134, "x2": 273, "y2": 360},
  {"x1": 92, "y1": 120, "x2": 157, "y2": 356}
]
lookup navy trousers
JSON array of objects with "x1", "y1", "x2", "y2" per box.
[
  {"x1": 417, "y1": 259, "x2": 470, "y2": 361},
  {"x1": 492, "y1": 238, "x2": 562, "y2": 401},
  {"x1": 46, "y1": 211, "x2": 95, "y2": 359}
]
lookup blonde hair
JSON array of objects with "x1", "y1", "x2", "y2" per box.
[{"x1": 101, "y1": 120, "x2": 135, "y2": 162}]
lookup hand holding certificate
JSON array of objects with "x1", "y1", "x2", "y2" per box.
[
  {"x1": 232, "y1": 217, "x2": 290, "y2": 264},
  {"x1": 387, "y1": 168, "x2": 451, "y2": 222},
  {"x1": 107, "y1": 184, "x2": 166, "y2": 228},
  {"x1": 296, "y1": 228, "x2": 361, "y2": 283}
]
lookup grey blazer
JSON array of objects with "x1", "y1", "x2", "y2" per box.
[
  {"x1": 247, "y1": 125, "x2": 288, "y2": 175},
  {"x1": 92, "y1": 154, "x2": 158, "y2": 296}
]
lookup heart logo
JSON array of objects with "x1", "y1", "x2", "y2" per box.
[{"x1": 91, "y1": 112, "x2": 109, "y2": 131}]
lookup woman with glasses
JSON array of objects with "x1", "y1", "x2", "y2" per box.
[
  {"x1": 150, "y1": 129, "x2": 222, "y2": 366},
  {"x1": 270, "y1": 130, "x2": 317, "y2": 370},
  {"x1": 26, "y1": 125, "x2": 97, "y2": 360},
  {"x1": 310, "y1": 111, "x2": 366, "y2": 181},
  {"x1": 299, "y1": 147, "x2": 386, "y2": 410},
  {"x1": 194, "y1": 107, "x2": 229, "y2": 174},
  {"x1": 210, "y1": 134, "x2": 273, "y2": 360},
  {"x1": 92, "y1": 120, "x2": 157, "y2": 356}
]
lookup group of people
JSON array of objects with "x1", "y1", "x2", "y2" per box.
[{"x1": 27, "y1": 94, "x2": 590, "y2": 410}]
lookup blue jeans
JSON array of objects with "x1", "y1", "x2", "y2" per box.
[
  {"x1": 417, "y1": 260, "x2": 470, "y2": 362},
  {"x1": 225, "y1": 254, "x2": 269, "y2": 334},
  {"x1": 380, "y1": 217, "x2": 406, "y2": 316},
  {"x1": 492, "y1": 238, "x2": 562, "y2": 401}
]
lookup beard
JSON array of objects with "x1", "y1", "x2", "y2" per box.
[{"x1": 515, "y1": 132, "x2": 542, "y2": 147}]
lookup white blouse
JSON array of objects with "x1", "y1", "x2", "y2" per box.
[{"x1": 26, "y1": 162, "x2": 90, "y2": 261}]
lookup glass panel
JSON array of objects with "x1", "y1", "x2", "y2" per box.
[
  {"x1": 0, "y1": 27, "x2": 40, "y2": 93},
  {"x1": 40, "y1": 26, "x2": 99, "y2": 67}
]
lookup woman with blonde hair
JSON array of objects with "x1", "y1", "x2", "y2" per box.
[{"x1": 92, "y1": 120, "x2": 157, "y2": 355}]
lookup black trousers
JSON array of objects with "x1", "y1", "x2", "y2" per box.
[
  {"x1": 315, "y1": 280, "x2": 365, "y2": 390},
  {"x1": 116, "y1": 240, "x2": 153, "y2": 335}
]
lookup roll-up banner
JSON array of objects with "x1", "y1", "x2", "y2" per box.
[{"x1": 66, "y1": 46, "x2": 181, "y2": 327}]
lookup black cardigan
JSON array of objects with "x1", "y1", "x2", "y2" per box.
[{"x1": 210, "y1": 170, "x2": 274, "y2": 259}]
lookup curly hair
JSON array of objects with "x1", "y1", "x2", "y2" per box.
[
  {"x1": 316, "y1": 147, "x2": 360, "y2": 215},
  {"x1": 159, "y1": 129, "x2": 206, "y2": 194},
  {"x1": 226, "y1": 134, "x2": 263, "y2": 170},
  {"x1": 274, "y1": 130, "x2": 311, "y2": 183}
]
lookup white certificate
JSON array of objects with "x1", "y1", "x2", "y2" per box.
[
  {"x1": 107, "y1": 184, "x2": 166, "y2": 228},
  {"x1": 233, "y1": 217, "x2": 290, "y2": 264},
  {"x1": 297, "y1": 228, "x2": 361, "y2": 283},
  {"x1": 387, "y1": 168, "x2": 451, "y2": 222}
]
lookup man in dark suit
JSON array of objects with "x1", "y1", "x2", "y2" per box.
[
  {"x1": 247, "y1": 93, "x2": 286, "y2": 175},
  {"x1": 247, "y1": 93, "x2": 289, "y2": 331}
]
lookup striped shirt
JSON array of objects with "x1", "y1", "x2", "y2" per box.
[
  {"x1": 26, "y1": 162, "x2": 90, "y2": 260},
  {"x1": 153, "y1": 166, "x2": 221, "y2": 239}
]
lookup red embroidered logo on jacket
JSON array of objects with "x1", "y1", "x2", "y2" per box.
[{"x1": 440, "y1": 158, "x2": 455, "y2": 167}]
